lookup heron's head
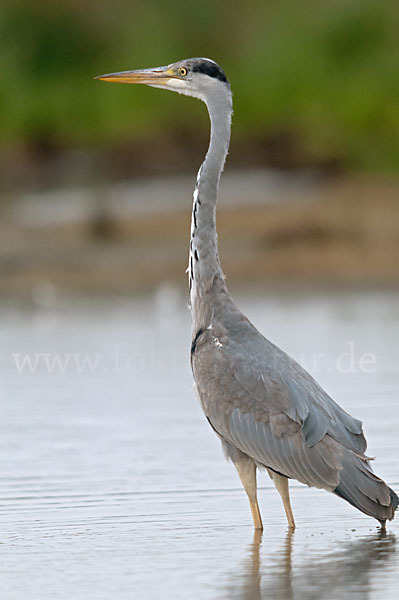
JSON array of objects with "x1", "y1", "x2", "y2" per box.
[{"x1": 95, "y1": 58, "x2": 230, "y2": 103}]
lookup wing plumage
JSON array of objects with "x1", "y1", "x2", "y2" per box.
[
  {"x1": 192, "y1": 306, "x2": 366, "y2": 490},
  {"x1": 192, "y1": 300, "x2": 398, "y2": 521},
  {"x1": 229, "y1": 408, "x2": 341, "y2": 490}
]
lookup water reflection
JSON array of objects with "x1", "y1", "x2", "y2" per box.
[
  {"x1": 238, "y1": 529, "x2": 264, "y2": 600},
  {"x1": 232, "y1": 529, "x2": 396, "y2": 599}
]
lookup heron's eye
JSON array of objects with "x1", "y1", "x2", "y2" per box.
[{"x1": 178, "y1": 67, "x2": 188, "y2": 77}]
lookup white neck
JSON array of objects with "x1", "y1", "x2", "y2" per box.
[{"x1": 188, "y1": 84, "x2": 232, "y2": 332}]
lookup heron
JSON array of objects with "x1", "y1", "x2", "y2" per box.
[{"x1": 96, "y1": 58, "x2": 398, "y2": 530}]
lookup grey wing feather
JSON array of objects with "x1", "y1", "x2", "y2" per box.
[
  {"x1": 231, "y1": 338, "x2": 366, "y2": 454},
  {"x1": 229, "y1": 407, "x2": 341, "y2": 489},
  {"x1": 228, "y1": 319, "x2": 366, "y2": 452},
  {"x1": 192, "y1": 312, "x2": 366, "y2": 491}
]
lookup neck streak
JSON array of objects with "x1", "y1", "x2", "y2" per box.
[{"x1": 188, "y1": 86, "x2": 232, "y2": 324}]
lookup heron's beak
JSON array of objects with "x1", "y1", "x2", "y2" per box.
[{"x1": 94, "y1": 65, "x2": 176, "y2": 85}]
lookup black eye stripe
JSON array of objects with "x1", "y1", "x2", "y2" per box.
[{"x1": 191, "y1": 61, "x2": 228, "y2": 83}]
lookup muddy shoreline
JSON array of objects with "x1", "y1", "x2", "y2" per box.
[{"x1": 1, "y1": 172, "x2": 398, "y2": 296}]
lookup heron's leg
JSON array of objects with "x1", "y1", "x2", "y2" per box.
[
  {"x1": 223, "y1": 442, "x2": 263, "y2": 530},
  {"x1": 268, "y1": 470, "x2": 296, "y2": 530},
  {"x1": 235, "y1": 459, "x2": 263, "y2": 531}
]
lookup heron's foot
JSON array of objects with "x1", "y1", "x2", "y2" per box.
[
  {"x1": 284, "y1": 511, "x2": 296, "y2": 530},
  {"x1": 252, "y1": 528, "x2": 263, "y2": 545}
]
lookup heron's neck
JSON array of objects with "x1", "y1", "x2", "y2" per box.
[{"x1": 189, "y1": 87, "x2": 232, "y2": 326}]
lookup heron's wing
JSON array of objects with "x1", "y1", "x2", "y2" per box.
[
  {"x1": 192, "y1": 318, "x2": 366, "y2": 490},
  {"x1": 230, "y1": 330, "x2": 366, "y2": 454},
  {"x1": 227, "y1": 407, "x2": 342, "y2": 489}
]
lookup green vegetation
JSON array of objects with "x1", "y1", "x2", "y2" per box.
[{"x1": 0, "y1": 0, "x2": 398, "y2": 172}]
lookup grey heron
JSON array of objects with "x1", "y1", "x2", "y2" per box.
[{"x1": 96, "y1": 58, "x2": 398, "y2": 530}]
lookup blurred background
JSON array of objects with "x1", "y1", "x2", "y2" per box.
[
  {"x1": 0, "y1": 0, "x2": 398, "y2": 296},
  {"x1": 1, "y1": 3, "x2": 399, "y2": 597}
]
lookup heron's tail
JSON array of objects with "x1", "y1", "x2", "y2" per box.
[{"x1": 333, "y1": 451, "x2": 398, "y2": 524}]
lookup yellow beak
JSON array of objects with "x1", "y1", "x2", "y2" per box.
[{"x1": 95, "y1": 66, "x2": 175, "y2": 85}]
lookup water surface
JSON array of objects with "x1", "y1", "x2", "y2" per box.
[{"x1": 0, "y1": 287, "x2": 398, "y2": 599}]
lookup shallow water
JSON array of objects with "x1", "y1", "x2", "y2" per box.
[{"x1": 0, "y1": 287, "x2": 398, "y2": 599}]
